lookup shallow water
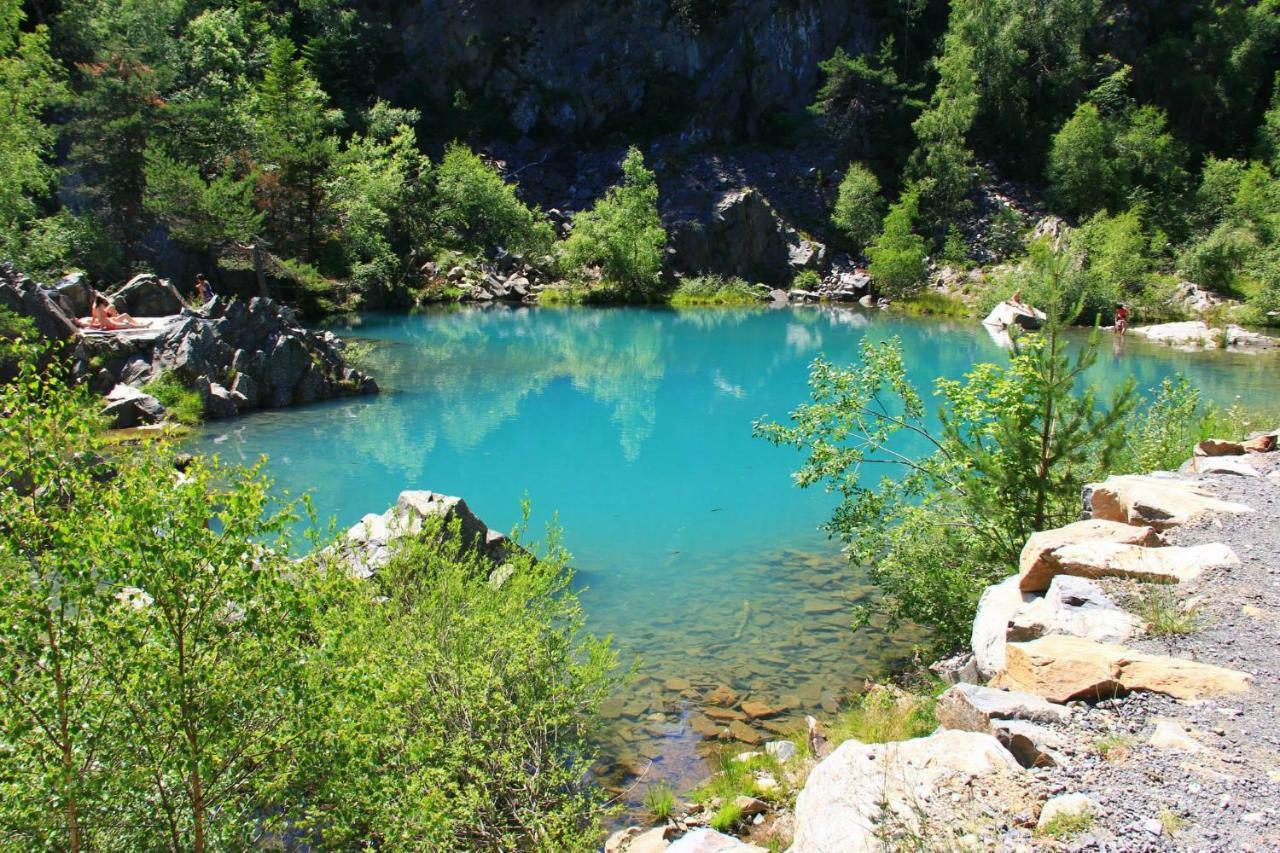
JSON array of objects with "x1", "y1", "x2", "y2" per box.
[{"x1": 189, "y1": 305, "x2": 1280, "y2": 795}]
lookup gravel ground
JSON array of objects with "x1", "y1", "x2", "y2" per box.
[{"x1": 1004, "y1": 450, "x2": 1280, "y2": 851}]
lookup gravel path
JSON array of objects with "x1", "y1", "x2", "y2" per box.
[{"x1": 1008, "y1": 451, "x2": 1280, "y2": 851}]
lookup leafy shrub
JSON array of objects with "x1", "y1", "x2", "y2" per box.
[
  {"x1": 434, "y1": 143, "x2": 554, "y2": 257},
  {"x1": 866, "y1": 190, "x2": 928, "y2": 299},
  {"x1": 0, "y1": 347, "x2": 619, "y2": 850},
  {"x1": 792, "y1": 268, "x2": 822, "y2": 291},
  {"x1": 561, "y1": 147, "x2": 667, "y2": 300},
  {"x1": 143, "y1": 371, "x2": 204, "y2": 424},
  {"x1": 831, "y1": 164, "x2": 884, "y2": 252},
  {"x1": 671, "y1": 274, "x2": 760, "y2": 306},
  {"x1": 756, "y1": 309, "x2": 1135, "y2": 650}
]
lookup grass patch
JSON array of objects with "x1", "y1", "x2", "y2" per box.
[
  {"x1": 1135, "y1": 586, "x2": 1200, "y2": 637},
  {"x1": 1036, "y1": 810, "x2": 1094, "y2": 839},
  {"x1": 691, "y1": 752, "x2": 781, "y2": 805},
  {"x1": 670, "y1": 275, "x2": 762, "y2": 307},
  {"x1": 827, "y1": 682, "x2": 942, "y2": 746},
  {"x1": 535, "y1": 283, "x2": 590, "y2": 305},
  {"x1": 1160, "y1": 809, "x2": 1185, "y2": 837},
  {"x1": 142, "y1": 373, "x2": 203, "y2": 426},
  {"x1": 643, "y1": 782, "x2": 676, "y2": 821},
  {"x1": 893, "y1": 291, "x2": 971, "y2": 318},
  {"x1": 709, "y1": 801, "x2": 743, "y2": 832},
  {"x1": 1095, "y1": 734, "x2": 1134, "y2": 761}
]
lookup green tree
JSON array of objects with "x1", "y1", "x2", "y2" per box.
[
  {"x1": 296, "y1": 518, "x2": 619, "y2": 849},
  {"x1": 433, "y1": 142, "x2": 553, "y2": 257},
  {"x1": 809, "y1": 41, "x2": 921, "y2": 161},
  {"x1": 906, "y1": 32, "x2": 979, "y2": 228},
  {"x1": 250, "y1": 36, "x2": 340, "y2": 263},
  {"x1": 831, "y1": 163, "x2": 884, "y2": 252},
  {"x1": 1047, "y1": 102, "x2": 1113, "y2": 216},
  {"x1": 756, "y1": 300, "x2": 1135, "y2": 648},
  {"x1": 866, "y1": 189, "x2": 928, "y2": 298},
  {"x1": 0, "y1": 0, "x2": 65, "y2": 263},
  {"x1": 561, "y1": 147, "x2": 667, "y2": 299},
  {"x1": 1262, "y1": 73, "x2": 1280, "y2": 169}
]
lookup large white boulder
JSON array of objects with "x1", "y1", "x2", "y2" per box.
[
  {"x1": 789, "y1": 730, "x2": 1022, "y2": 852},
  {"x1": 982, "y1": 300, "x2": 1046, "y2": 331},
  {"x1": 971, "y1": 575, "x2": 1032, "y2": 680}
]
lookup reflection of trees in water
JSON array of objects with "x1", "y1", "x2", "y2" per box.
[{"x1": 342, "y1": 308, "x2": 668, "y2": 463}]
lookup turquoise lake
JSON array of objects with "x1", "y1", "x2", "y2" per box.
[{"x1": 189, "y1": 305, "x2": 1280, "y2": 793}]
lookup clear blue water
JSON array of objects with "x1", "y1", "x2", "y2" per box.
[{"x1": 188, "y1": 305, "x2": 1280, "y2": 790}]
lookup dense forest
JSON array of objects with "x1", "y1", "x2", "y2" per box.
[{"x1": 0, "y1": 0, "x2": 1276, "y2": 320}]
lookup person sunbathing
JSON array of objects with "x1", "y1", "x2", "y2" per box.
[{"x1": 81, "y1": 294, "x2": 142, "y2": 330}]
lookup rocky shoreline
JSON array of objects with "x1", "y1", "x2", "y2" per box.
[
  {"x1": 0, "y1": 263, "x2": 377, "y2": 425},
  {"x1": 606, "y1": 430, "x2": 1280, "y2": 851}
]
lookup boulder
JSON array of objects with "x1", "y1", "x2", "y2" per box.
[
  {"x1": 109, "y1": 274, "x2": 186, "y2": 317},
  {"x1": 1037, "y1": 793, "x2": 1095, "y2": 830},
  {"x1": 1085, "y1": 475, "x2": 1255, "y2": 530},
  {"x1": 972, "y1": 575, "x2": 1032, "y2": 680},
  {"x1": 1007, "y1": 575, "x2": 1140, "y2": 645},
  {"x1": 1018, "y1": 519, "x2": 1164, "y2": 592},
  {"x1": 1131, "y1": 321, "x2": 1278, "y2": 351},
  {"x1": 339, "y1": 490, "x2": 516, "y2": 578},
  {"x1": 1148, "y1": 718, "x2": 1202, "y2": 753},
  {"x1": 765, "y1": 740, "x2": 798, "y2": 762},
  {"x1": 990, "y1": 718, "x2": 1069, "y2": 768},
  {"x1": 994, "y1": 635, "x2": 1252, "y2": 702},
  {"x1": 740, "y1": 700, "x2": 783, "y2": 720},
  {"x1": 606, "y1": 826, "x2": 671, "y2": 853},
  {"x1": 1243, "y1": 434, "x2": 1277, "y2": 453},
  {"x1": 1195, "y1": 439, "x2": 1245, "y2": 457},
  {"x1": 728, "y1": 720, "x2": 763, "y2": 745},
  {"x1": 935, "y1": 683, "x2": 1070, "y2": 732},
  {"x1": 982, "y1": 300, "x2": 1046, "y2": 331},
  {"x1": 55, "y1": 272, "x2": 94, "y2": 317},
  {"x1": 789, "y1": 730, "x2": 1022, "y2": 853},
  {"x1": 1194, "y1": 456, "x2": 1261, "y2": 477},
  {"x1": 101, "y1": 383, "x2": 166, "y2": 429},
  {"x1": 202, "y1": 381, "x2": 240, "y2": 420},
  {"x1": 666, "y1": 828, "x2": 767, "y2": 853},
  {"x1": 0, "y1": 268, "x2": 79, "y2": 342},
  {"x1": 1025, "y1": 541, "x2": 1239, "y2": 591}
]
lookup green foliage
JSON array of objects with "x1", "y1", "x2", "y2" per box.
[
  {"x1": 0, "y1": 345, "x2": 618, "y2": 850},
  {"x1": 792, "y1": 269, "x2": 822, "y2": 291},
  {"x1": 644, "y1": 782, "x2": 677, "y2": 821},
  {"x1": 1263, "y1": 73, "x2": 1280, "y2": 169},
  {"x1": 434, "y1": 143, "x2": 553, "y2": 257},
  {"x1": 1048, "y1": 97, "x2": 1188, "y2": 223},
  {"x1": 906, "y1": 32, "x2": 978, "y2": 226},
  {"x1": 756, "y1": 292, "x2": 1135, "y2": 649},
  {"x1": 298, "y1": 516, "x2": 619, "y2": 849},
  {"x1": 810, "y1": 42, "x2": 921, "y2": 161},
  {"x1": 671, "y1": 275, "x2": 760, "y2": 306},
  {"x1": 0, "y1": 0, "x2": 67, "y2": 265},
  {"x1": 1135, "y1": 586, "x2": 1200, "y2": 637},
  {"x1": 143, "y1": 145, "x2": 263, "y2": 247},
  {"x1": 866, "y1": 190, "x2": 928, "y2": 299},
  {"x1": 142, "y1": 371, "x2": 203, "y2": 425},
  {"x1": 710, "y1": 802, "x2": 743, "y2": 832},
  {"x1": 562, "y1": 147, "x2": 667, "y2": 300},
  {"x1": 831, "y1": 164, "x2": 885, "y2": 252},
  {"x1": 828, "y1": 683, "x2": 940, "y2": 746},
  {"x1": 1036, "y1": 810, "x2": 1094, "y2": 839}
]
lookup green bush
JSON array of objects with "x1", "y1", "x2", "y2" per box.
[
  {"x1": 671, "y1": 274, "x2": 760, "y2": 306},
  {"x1": 0, "y1": 346, "x2": 618, "y2": 850},
  {"x1": 434, "y1": 143, "x2": 555, "y2": 257},
  {"x1": 143, "y1": 371, "x2": 204, "y2": 425},
  {"x1": 561, "y1": 147, "x2": 667, "y2": 300},
  {"x1": 792, "y1": 268, "x2": 822, "y2": 291},
  {"x1": 756, "y1": 304, "x2": 1135, "y2": 651},
  {"x1": 831, "y1": 164, "x2": 884, "y2": 252},
  {"x1": 866, "y1": 190, "x2": 928, "y2": 299}
]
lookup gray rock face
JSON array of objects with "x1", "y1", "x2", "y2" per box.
[
  {"x1": 55, "y1": 272, "x2": 93, "y2": 317},
  {"x1": 667, "y1": 186, "x2": 825, "y2": 285},
  {"x1": 1007, "y1": 575, "x2": 1141, "y2": 646},
  {"x1": 339, "y1": 490, "x2": 519, "y2": 579},
  {"x1": 102, "y1": 383, "x2": 166, "y2": 429},
  {"x1": 109, "y1": 273, "x2": 187, "y2": 317},
  {"x1": 935, "y1": 683, "x2": 1070, "y2": 732},
  {"x1": 1, "y1": 264, "x2": 377, "y2": 423},
  {"x1": 376, "y1": 0, "x2": 869, "y2": 140}
]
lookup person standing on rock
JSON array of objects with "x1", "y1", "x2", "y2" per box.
[{"x1": 194, "y1": 273, "x2": 213, "y2": 304}]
